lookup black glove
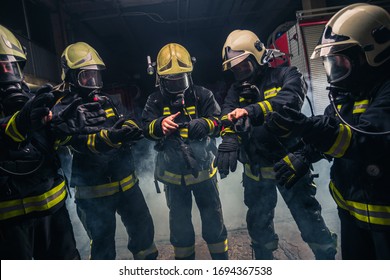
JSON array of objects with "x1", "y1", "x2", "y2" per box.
[
  {"x1": 15, "y1": 91, "x2": 54, "y2": 134},
  {"x1": 274, "y1": 152, "x2": 310, "y2": 189},
  {"x1": 188, "y1": 118, "x2": 209, "y2": 140},
  {"x1": 51, "y1": 98, "x2": 106, "y2": 135},
  {"x1": 265, "y1": 106, "x2": 311, "y2": 138},
  {"x1": 107, "y1": 118, "x2": 143, "y2": 144},
  {"x1": 214, "y1": 134, "x2": 239, "y2": 178}
]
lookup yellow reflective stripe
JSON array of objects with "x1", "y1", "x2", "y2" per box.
[
  {"x1": 5, "y1": 112, "x2": 25, "y2": 142},
  {"x1": 207, "y1": 239, "x2": 228, "y2": 254},
  {"x1": 263, "y1": 87, "x2": 281, "y2": 99},
  {"x1": 157, "y1": 170, "x2": 182, "y2": 185},
  {"x1": 105, "y1": 108, "x2": 115, "y2": 118},
  {"x1": 99, "y1": 129, "x2": 121, "y2": 148},
  {"x1": 60, "y1": 136, "x2": 72, "y2": 145},
  {"x1": 174, "y1": 245, "x2": 195, "y2": 258},
  {"x1": 134, "y1": 243, "x2": 158, "y2": 260},
  {"x1": 244, "y1": 164, "x2": 260, "y2": 181},
  {"x1": 163, "y1": 107, "x2": 171, "y2": 116},
  {"x1": 283, "y1": 155, "x2": 296, "y2": 171},
  {"x1": 330, "y1": 181, "x2": 390, "y2": 226},
  {"x1": 184, "y1": 106, "x2": 196, "y2": 115},
  {"x1": 244, "y1": 164, "x2": 275, "y2": 181},
  {"x1": 87, "y1": 133, "x2": 99, "y2": 153},
  {"x1": 353, "y1": 99, "x2": 369, "y2": 114},
  {"x1": 184, "y1": 166, "x2": 217, "y2": 185},
  {"x1": 148, "y1": 119, "x2": 160, "y2": 139},
  {"x1": 202, "y1": 118, "x2": 215, "y2": 134},
  {"x1": 0, "y1": 180, "x2": 67, "y2": 221},
  {"x1": 325, "y1": 124, "x2": 352, "y2": 158},
  {"x1": 221, "y1": 115, "x2": 229, "y2": 121},
  {"x1": 257, "y1": 100, "x2": 273, "y2": 119},
  {"x1": 179, "y1": 128, "x2": 188, "y2": 138},
  {"x1": 123, "y1": 119, "x2": 139, "y2": 128},
  {"x1": 157, "y1": 167, "x2": 217, "y2": 186},
  {"x1": 75, "y1": 173, "x2": 138, "y2": 199},
  {"x1": 239, "y1": 97, "x2": 252, "y2": 103},
  {"x1": 220, "y1": 127, "x2": 235, "y2": 137}
]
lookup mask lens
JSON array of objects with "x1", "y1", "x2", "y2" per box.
[
  {"x1": 322, "y1": 55, "x2": 352, "y2": 84},
  {"x1": 161, "y1": 73, "x2": 190, "y2": 94},
  {"x1": 230, "y1": 59, "x2": 254, "y2": 81},
  {"x1": 78, "y1": 70, "x2": 103, "y2": 89},
  {"x1": 0, "y1": 62, "x2": 22, "y2": 83}
]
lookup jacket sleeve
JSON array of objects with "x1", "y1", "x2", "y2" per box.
[
  {"x1": 197, "y1": 88, "x2": 221, "y2": 137},
  {"x1": 245, "y1": 66, "x2": 307, "y2": 125},
  {"x1": 316, "y1": 81, "x2": 390, "y2": 161},
  {"x1": 219, "y1": 86, "x2": 239, "y2": 137},
  {"x1": 141, "y1": 93, "x2": 165, "y2": 141}
]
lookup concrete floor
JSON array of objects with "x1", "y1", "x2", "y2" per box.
[{"x1": 66, "y1": 158, "x2": 341, "y2": 260}]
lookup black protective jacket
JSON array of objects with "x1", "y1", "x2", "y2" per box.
[
  {"x1": 0, "y1": 106, "x2": 65, "y2": 222},
  {"x1": 142, "y1": 85, "x2": 220, "y2": 185},
  {"x1": 221, "y1": 66, "x2": 307, "y2": 165},
  {"x1": 313, "y1": 80, "x2": 390, "y2": 231},
  {"x1": 53, "y1": 90, "x2": 138, "y2": 193}
]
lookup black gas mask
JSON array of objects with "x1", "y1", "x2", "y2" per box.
[{"x1": 160, "y1": 73, "x2": 191, "y2": 108}]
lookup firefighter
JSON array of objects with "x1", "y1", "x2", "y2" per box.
[
  {"x1": 142, "y1": 43, "x2": 228, "y2": 260},
  {"x1": 0, "y1": 25, "x2": 80, "y2": 259},
  {"x1": 51, "y1": 42, "x2": 158, "y2": 260},
  {"x1": 216, "y1": 29, "x2": 337, "y2": 259},
  {"x1": 265, "y1": 3, "x2": 390, "y2": 259}
]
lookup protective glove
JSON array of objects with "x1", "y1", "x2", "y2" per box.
[
  {"x1": 214, "y1": 134, "x2": 239, "y2": 178},
  {"x1": 274, "y1": 152, "x2": 310, "y2": 189},
  {"x1": 51, "y1": 98, "x2": 107, "y2": 135},
  {"x1": 265, "y1": 106, "x2": 339, "y2": 150},
  {"x1": 265, "y1": 106, "x2": 311, "y2": 138},
  {"x1": 106, "y1": 118, "x2": 143, "y2": 144},
  {"x1": 15, "y1": 91, "x2": 55, "y2": 134},
  {"x1": 188, "y1": 118, "x2": 209, "y2": 140}
]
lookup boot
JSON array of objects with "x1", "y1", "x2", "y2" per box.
[
  {"x1": 211, "y1": 251, "x2": 229, "y2": 260},
  {"x1": 310, "y1": 232, "x2": 338, "y2": 260},
  {"x1": 251, "y1": 242, "x2": 275, "y2": 260}
]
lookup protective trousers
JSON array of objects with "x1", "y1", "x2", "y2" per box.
[
  {"x1": 243, "y1": 172, "x2": 337, "y2": 260},
  {"x1": 164, "y1": 176, "x2": 228, "y2": 260},
  {"x1": 338, "y1": 208, "x2": 390, "y2": 259},
  {"x1": 0, "y1": 204, "x2": 80, "y2": 260},
  {"x1": 76, "y1": 183, "x2": 157, "y2": 260}
]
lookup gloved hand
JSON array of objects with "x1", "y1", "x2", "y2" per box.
[
  {"x1": 15, "y1": 91, "x2": 55, "y2": 134},
  {"x1": 51, "y1": 98, "x2": 107, "y2": 135},
  {"x1": 265, "y1": 106, "x2": 311, "y2": 138},
  {"x1": 106, "y1": 118, "x2": 143, "y2": 144},
  {"x1": 188, "y1": 118, "x2": 209, "y2": 140},
  {"x1": 214, "y1": 134, "x2": 239, "y2": 178},
  {"x1": 274, "y1": 152, "x2": 310, "y2": 189}
]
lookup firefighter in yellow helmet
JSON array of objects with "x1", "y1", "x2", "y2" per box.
[
  {"x1": 266, "y1": 3, "x2": 390, "y2": 259},
  {"x1": 51, "y1": 42, "x2": 158, "y2": 259},
  {"x1": 142, "y1": 43, "x2": 228, "y2": 259},
  {"x1": 0, "y1": 25, "x2": 80, "y2": 259},
  {"x1": 217, "y1": 29, "x2": 337, "y2": 259}
]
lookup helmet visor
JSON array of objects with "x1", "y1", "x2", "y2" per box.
[
  {"x1": 161, "y1": 73, "x2": 190, "y2": 94},
  {"x1": 77, "y1": 69, "x2": 103, "y2": 89},
  {"x1": 322, "y1": 54, "x2": 352, "y2": 84},
  {"x1": 311, "y1": 43, "x2": 357, "y2": 59},
  {"x1": 0, "y1": 62, "x2": 23, "y2": 83},
  {"x1": 222, "y1": 48, "x2": 250, "y2": 71},
  {"x1": 230, "y1": 59, "x2": 255, "y2": 82}
]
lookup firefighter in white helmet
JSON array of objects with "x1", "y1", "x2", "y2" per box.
[
  {"x1": 266, "y1": 3, "x2": 390, "y2": 259},
  {"x1": 217, "y1": 29, "x2": 337, "y2": 259}
]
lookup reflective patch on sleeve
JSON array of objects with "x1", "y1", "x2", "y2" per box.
[{"x1": 325, "y1": 124, "x2": 352, "y2": 158}]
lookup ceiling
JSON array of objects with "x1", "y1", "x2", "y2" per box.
[{"x1": 36, "y1": 0, "x2": 378, "y2": 91}]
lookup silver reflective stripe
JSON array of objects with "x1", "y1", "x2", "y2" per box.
[
  {"x1": 325, "y1": 124, "x2": 352, "y2": 158},
  {"x1": 207, "y1": 239, "x2": 228, "y2": 254},
  {"x1": 174, "y1": 245, "x2": 195, "y2": 258}
]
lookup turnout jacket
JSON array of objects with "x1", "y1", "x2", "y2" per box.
[
  {"x1": 310, "y1": 80, "x2": 390, "y2": 230},
  {"x1": 52, "y1": 91, "x2": 139, "y2": 199},
  {"x1": 221, "y1": 66, "x2": 307, "y2": 166},
  {"x1": 142, "y1": 85, "x2": 220, "y2": 186},
  {"x1": 0, "y1": 108, "x2": 66, "y2": 222}
]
